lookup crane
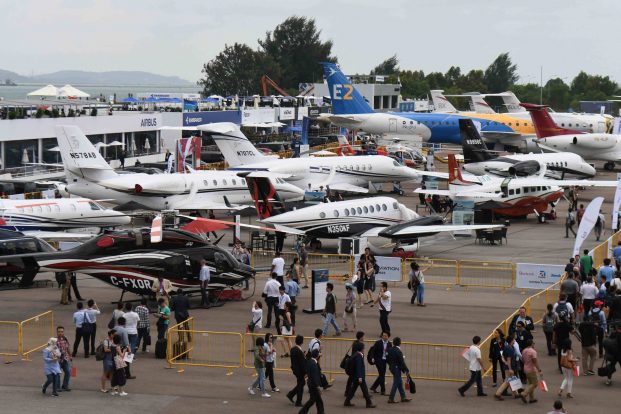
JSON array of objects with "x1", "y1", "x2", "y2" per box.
[{"x1": 261, "y1": 75, "x2": 289, "y2": 97}]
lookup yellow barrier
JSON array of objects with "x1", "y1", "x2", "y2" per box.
[
  {"x1": 242, "y1": 333, "x2": 468, "y2": 381},
  {"x1": 457, "y1": 260, "x2": 514, "y2": 288},
  {"x1": 403, "y1": 258, "x2": 458, "y2": 286},
  {"x1": 0, "y1": 321, "x2": 21, "y2": 356},
  {"x1": 20, "y1": 311, "x2": 54, "y2": 359},
  {"x1": 166, "y1": 317, "x2": 195, "y2": 366}
]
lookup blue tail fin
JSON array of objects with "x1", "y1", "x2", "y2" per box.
[{"x1": 321, "y1": 62, "x2": 374, "y2": 115}]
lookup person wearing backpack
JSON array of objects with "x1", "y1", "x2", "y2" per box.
[
  {"x1": 100, "y1": 329, "x2": 116, "y2": 393},
  {"x1": 553, "y1": 295, "x2": 575, "y2": 324},
  {"x1": 588, "y1": 300, "x2": 607, "y2": 358},
  {"x1": 344, "y1": 341, "x2": 376, "y2": 408},
  {"x1": 578, "y1": 316, "x2": 597, "y2": 375},
  {"x1": 542, "y1": 304, "x2": 559, "y2": 356},
  {"x1": 387, "y1": 337, "x2": 412, "y2": 403}
]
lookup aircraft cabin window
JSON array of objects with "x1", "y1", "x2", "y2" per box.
[
  {"x1": 537, "y1": 186, "x2": 541, "y2": 191},
  {"x1": 350, "y1": 208, "x2": 356, "y2": 215},
  {"x1": 402, "y1": 121, "x2": 406, "y2": 125},
  {"x1": 369, "y1": 205, "x2": 375, "y2": 213},
  {"x1": 362, "y1": 165, "x2": 366, "y2": 171},
  {"x1": 88, "y1": 202, "x2": 101, "y2": 210},
  {"x1": 509, "y1": 189, "x2": 515, "y2": 195},
  {"x1": 363, "y1": 206, "x2": 368, "y2": 213},
  {"x1": 203, "y1": 180, "x2": 208, "y2": 186},
  {"x1": 561, "y1": 123, "x2": 565, "y2": 127},
  {"x1": 320, "y1": 212, "x2": 326, "y2": 219},
  {"x1": 445, "y1": 121, "x2": 449, "y2": 125},
  {"x1": 241, "y1": 179, "x2": 246, "y2": 185},
  {"x1": 393, "y1": 202, "x2": 398, "y2": 209},
  {"x1": 524, "y1": 187, "x2": 529, "y2": 193},
  {"x1": 516, "y1": 189, "x2": 521, "y2": 194},
  {"x1": 45, "y1": 205, "x2": 51, "y2": 212},
  {"x1": 223, "y1": 179, "x2": 227, "y2": 185},
  {"x1": 357, "y1": 207, "x2": 362, "y2": 214},
  {"x1": 213, "y1": 180, "x2": 217, "y2": 185},
  {"x1": 382, "y1": 204, "x2": 387, "y2": 211},
  {"x1": 410, "y1": 121, "x2": 414, "y2": 124},
  {"x1": 531, "y1": 187, "x2": 536, "y2": 192},
  {"x1": 345, "y1": 209, "x2": 350, "y2": 216},
  {"x1": 568, "y1": 123, "x2": 572, "y2": 127},
  {"x1": 232, "y1": 179, "x2": 237, "y2": 185},
  {"x1": 355, "y1": 165, "x2": 360, "y2": 171},
  {"x1": 590, "y1": 124, "x2": 593, "y2": 127},
  {"x1": 376, "y1": 204, "x2": 381, "y2": 211},
  {"x1": 334, "y1": 210, "x2": 339, "y2": 218},
  {"x1": 368, "y1": 164, "x2": 372, "y2": 171}
]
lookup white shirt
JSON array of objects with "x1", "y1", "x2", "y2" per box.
[
  {"x1": 553, "y1": 301, "x2": 575, "y2": 315},
  {"x1": 580, "y1": 283, "x2": 599, "y2": 300},
  {"x1": 467, "y1": 345, "x2": 482, "y2": 371},
  {"x1": 251, "y1": 307, "x2": 263, "y2": 329},
  {"x1": 278, "y1": 293, "x2": 291, "y2": 310},
  {"x1": 85, "y1": 308, "x2": 100, "y2": 323},
  {"x1": 263, "y1": 278, "x2": 281, "y2": 298},
  {"x1": 612, "y1": 278, "x2": 621, "y2": 291},
  {"x1": 309, "y1": 338, "x2": 321, "y2": 354},
  {"x1": 379, "y1": 290, "x2": 392, "y2": 312},
  {"x1": 199, "y1": 265, "x2": 210, "y2": 282},
  {"x1": 122, "y1": 311, "x2": 140, "y2": 335},
  {"x1": 272, "y1": 257, "x2": 285, "y2": 276}
]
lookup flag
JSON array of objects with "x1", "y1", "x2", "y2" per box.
[
  {"x1": 612, "y1": 173, "x2": 621, "y2": 230},
  {"x1": 151, "y1": 215, "x2": 162, "y2": 243},
  {"x1": 573, "y1": 196, "x2": 605, "y2": 256}
]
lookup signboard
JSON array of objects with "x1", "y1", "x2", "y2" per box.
[
  {"x1": 515, "y1": 263, "x2": 564, "y2": 289},
  {"x1": 354, "y1": 255, "x2": 402, "y2": 282},
  {"x1": 182, "y1": 110, "x2": 241, "y2": 127},
  {"x1": 453, "y1": 200, "x2": 475, "y2": 236},
  {"x1": 279, "y1": 107, "x2": 295, "y2": 121},
  {"x1": 241, "y1": 108, "x2": 275, "y2": 125},
  {"x1": 297, "y1": 106, "x2": 308, "y2": 120},
  {"x1": 303, "y1": 269, "x2": 329, "y2": 314}
]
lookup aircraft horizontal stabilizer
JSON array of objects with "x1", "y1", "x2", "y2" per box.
[
  {"x1": 327, "y1": 183, "x2": 369, "y2": 194},
  {"x1": 386, "y1": 224, "x2": 504, "y2": 237},
  {"x1": 413, "y1": 188, "x2": 452, "y2": 196},
  {"x1": 272, "y1": 224, "x2": 306, "y2": 235},
  {"x1": 479, "y1": 130, "x2": 524, "y2": 144},
  {"x1": 23, "y1": 231, "x2": 94, "y2": 242}
]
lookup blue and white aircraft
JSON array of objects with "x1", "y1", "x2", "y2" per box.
[{"x1": 320, "y1": 62, "x2": 521, "y2": 145}]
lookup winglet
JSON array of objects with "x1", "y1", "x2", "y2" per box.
[{"x1": 448, "y1": 154, "x2": 474, "y2": 186}]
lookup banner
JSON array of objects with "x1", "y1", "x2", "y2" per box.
[
  {"x1": 279, "y1": 107, "x2": 295, "y2": 121},
  {"x1": 303, "y1": 269, "x2": 329, "y2": 314},
  {"x1": 515, "y1": 263, "x2": 564, "y2": 289},
  {"x1": 573, "y1": 196, "x2": 604, "y2": 256},
  {"x1": 297, "y1": 106, "x2": 308, "y2": 120},
  {"x1": 354, "y1": 255, "x2": 402, "y2": 282},
  {"x1": 612, "y1": 173, "x2": 621, "y2": 230}
]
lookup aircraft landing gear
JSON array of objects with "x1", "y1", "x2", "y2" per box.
[{"x1": 604, "y1": 162, "x2": 616, "y2": 171}]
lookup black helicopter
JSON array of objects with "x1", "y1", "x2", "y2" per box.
[{"x1": 0, "y1": 227, "x2": 255, "y2": 298}]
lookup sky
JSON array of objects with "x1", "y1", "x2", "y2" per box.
[{"x1": 1, "y1": 0, "x2": 620, "y2": 84}]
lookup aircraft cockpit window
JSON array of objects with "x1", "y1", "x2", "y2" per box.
[
  {"x1": 333, "y1": 210, "x2": 339, "y2": 218},
  {"x1": 516, "y1": 189, "x2": 521, "y2": 194},
  {"x1": 531, "y1": 187, "x2": 536, "y2": 192},
  {"x1": 320, "y1": 212, "x2": 326, "y2": 219},
  {"x1": 537, "y1": 186, "x2": 541, "y2": 191},
  {"x1": 393, "y1": 202, "x2": 398, "y2": 209},
  {"x1": 88, "y1": 202, "x2": 102, "y2": 211},
  {"x1": 382, "y1": 204, "x2": 387, "y2": 211},
  {"x1": 509, "y1": 189, "x2": 515, "y2": 195},
  {"x1": 524, "y1": 187, "x2": 529, "y2": 193},
  {"x1": 362, "y1": 165, "x2": 366, "y2": 171},
  {"x1": 392, "y1": 160, "x2": 400, "y2": 167}
]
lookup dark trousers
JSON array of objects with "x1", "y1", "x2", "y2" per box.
[
  {"x1": 344, "y1": 375, "x2": 355, "y2": 397},
  {"x1": 124, "y1": 362, "x2": 132, "y2": 378},
  {"x1": 72, "y1": 327, "x2": 86, "y2": 356},
  {"x1": 370, "y1": 360, "x2": 387, "y2": 392},
  {"x1": 288, "y1": 373, "x2": 305, "y2": 405},
  {"x1": 201, "y1": 282, "x2": 209, "y2": 306},
  {"x1": 299, "y1": 385, "x2": 324, "y2": 414},
  {"x1": 157, "y1": 322, "x2": 167, "y2": 340},
  {"x1": 597, "y1": 329, "x2": 605, "y2": 356},
  {"x1": 89, "y1": 323, "x2": 97, "y2": 354},
  {"x1": 137, "y1": 327, "x2": 149, "y2": 352},
  {"x1": 459, "y1": 370, "x2": 484, "y2": 395},
  {"x1": 583, "y1": 299, "x2": 594, "y2": 315},
  {"x1": 69, "y1": 276, "x2": 82, "y2": 300},
  {"x1": 275, "y1": 308, "x2": 283, "y2": 335},
  {"x1": 266, "y1": 361, "x2": 276, "y2": 390},
  {"x1": 265, "y1": 296, "x2": 278, "y2": 328},
  {"x1": 379, "y1": 310, "x2": 391, "y2": 335},
  {"x1": 544, "y1": 331, "x2": 556, "y2": 355},
  {"x1": 491, "y1": 357, "x2": 506, "y2": 384},
  {"x1": 567, "y1": 294, "x2": 577, "y2": 312},
  {"x1": 565, "y1": 223, "x2": 576, "y2": 237},
  {"x1": 346, "y1": 377, "x2": 372, "y2": 404}
]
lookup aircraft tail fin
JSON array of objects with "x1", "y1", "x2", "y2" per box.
[
  {"x1": 447, "y1": 153, "x2": 475, "y2": 188},
  {"x1": 459, "y1": 119, "x2": 493, "y2": 163},
  {"x1": 198, "y1": 122, "x2": 265, "y2": 167},
  {"x1": 501, "y1": 91, "x2": 523, "y2": 113},
  {"x1": 55, "y1": 125, "x2": 118, "y2": 181},
  {"x1": 469, "y1": 94, "x2": 496, "y2": 114},
  {"x1": 320, "y1": 62, "x2": 374, "y2": 115},
  {"x1": 239, "y1": 173, "x2": 287, "y2": 219},
  {"x1": 521, "y1": 103, "x2": 582, "y2": 138},
  {"x1": 430, "y1": 90, "x2": 458, "y2": 113}
]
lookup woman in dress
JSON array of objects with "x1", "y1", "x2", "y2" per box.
[
  {"x1": 110, "y1": 334, "x2": 128, "y2": 396},
  {"x1": 363, "y1": 256, "x2": 376, "y2": 305}
]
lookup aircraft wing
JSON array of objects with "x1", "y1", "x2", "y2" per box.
[
  {"x1": 323, "y1": 115, "x2": 364, "y2": 124},
  {"x1": 413, "y1": 188, "x2": 502, "y2": 199},
  {"x1": 23, "y1": 231, "x2": 94, "y2": 242},
  {"x1": 326, "y1": 183, "x2": 369, "y2": 194},
  {"x1": 173, "y1": 200, "x2": 249, "y2": 211},
  {"x1": 386, "y1": 224, "x2": 504, "y2": 237},
  {"x1": 412, "y1": 170, "x2": 449, "y2": 180},
  {"x1": 522, "y1": 178, "x2": 617, "y2": 188},
  {"x1": 535, "y1": 143, "x2": 562, "y2": 153},
  {"x1": 413, "y1": 188, "x2": 452, "y2": 196},
  {"x1": 479, "y1": 130, "x2": 524, "y2": 145}
]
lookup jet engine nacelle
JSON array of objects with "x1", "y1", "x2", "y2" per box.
[
  {"x1": 102, "y1": 174, "x2": 189, "y2": 195},
  {"x1": 570, "y1": 134, "x2": 616, "y2": 150},
  {"x1": 508, "y1": 160, "x2": 541, "y2": 177}
]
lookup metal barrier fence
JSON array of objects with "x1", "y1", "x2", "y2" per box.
[
  {"x1": 20, "y1": 311, "x2": 55, "y2": 359},
  {"x1": 592, "y1": 229, "x2": 621, "y2": 268},
  {"x1": 0, "y1": 321, "x2": 21, "y2": 356},
  {"x1": 241, "y1": 332, "x2": 469, "y2": 382},
  {"x1": 457, "y1": 260, "x2": 514, "y2": 288},
  {"x1": 251, "y1": 250, "x2": 354, "y2": 278},
  {"x1": 402, "y1": 258, "x2": 458, "y2": 286}
]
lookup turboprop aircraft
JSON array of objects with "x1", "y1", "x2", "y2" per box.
[
  {"x1": 240, "y1": 173, "x2": 501, "y2": 254},
  {"x1": 55, "y1": 125, "x2": 304, "y2": 214}
]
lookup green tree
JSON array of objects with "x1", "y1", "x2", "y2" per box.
[
  {"x1": 484, "y1": 52, "x2": 519, "y2": 92},
  {"x1": 456, "y1": 70, "x2": 487, "y2": 93},
  {"x1": 544, "y1": 78, "x2": 570, "y2": 110},
  {"x1": 425, "y1": 72, "x2": 447, "y2": 90},
  {"x1": 399, "y1": 70, "x2": 429, "y2": 99},
  {"x1": 371, "y1": 55, "x2": 399, "y2": 75},
  {"x1": 259, "y1": 16, "x2": 335, "y2": 91},
  {"x1": 198, "y1": 43, "x2": 280, "y2": 96},
  {"x1": 444, "y1": 66, "x2": 462, "y2": 89}
]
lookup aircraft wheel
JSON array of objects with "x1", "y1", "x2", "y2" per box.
[
  {"x1": 605, "y1": 162, "x2": 615, "y2": 171},
  {"x1": 538, "y1": 215, "x2": 546, "y2": 224},
  {"x1": 399, "y1": 190, "x2": 405, "y2": 196},
  {"x1": 239, "y1": 276, "x2": 256, "y2": 301}
]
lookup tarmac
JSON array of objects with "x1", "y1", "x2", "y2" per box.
[{"x1": 1, "y1": 164, "x2": 619, "y2": 413}]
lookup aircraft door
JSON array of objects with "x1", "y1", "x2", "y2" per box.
[
  {"x1": 389, "y1": 118, "x2": 397, "y2": 132},
  {"x1": 500, "y1": 178, "x2": 510, "y2": 197}
]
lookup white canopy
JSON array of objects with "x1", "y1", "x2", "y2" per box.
[
  {"x1": 27, "y1": 85, "x2": 59, "y2": 97},
  {"x1": 57, "y1": 84, "x2": 90, "y2": 98}
]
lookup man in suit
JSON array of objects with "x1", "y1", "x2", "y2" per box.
[
  {"x1": 287, "y1": 335, "x2": 307, "y2": 407},
  {"x1": 369, "y1": 331, "x2": 392, "y2": 395},
  {"x1": 387, "y1": 337, "x2": 412, "y2": 403},
  {"x1": 345, "y1": 341, "x2": 376, "y2": 408},
  {"x1": 299, "y1": 349, "x2": 324, "y2": 414}
]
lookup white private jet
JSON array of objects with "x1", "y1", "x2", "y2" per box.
[
  {"x1": 522, "y1": 104, "x2": 621, "y2": 170},
  {"x1": 241, "y1": 174, "x2": 502, "y2": 254},
  {"x1": 199, "y1": 123, "x2": 444, "y2": 194},
  {"x1": 55, "y1": 125, "x2": 304, "y2": 213},
  {"x1": 458, "y1": 118, "x2": 596, "y2": 179}
]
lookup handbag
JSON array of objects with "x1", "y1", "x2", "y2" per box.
[
  {"x1": 340, "y1": 345, "x2": 352, "y2": 370},
  {"x1": 145, "y1": 332, "x2": 152, "y2": 346},
  {"x1": 107, "y1": 314, "x2": 116, "y2": 330},
  {"x1": 598, "y1": 360, "x2": 616, "y2": 377},
  {"x1": 114, "y1": 354, "x2": 127, "y2": 370},
  {"x1": 508, "y1": 375, "x2": 523, "y2": 391},
  {"x1": 81, "y1": 311, "x2": 94, "y2": 334},
  {"x1": 406, "y1": 375, "x2": 416, "y2": 394},
  {"x1": 560, "y1": 353, "x2": 574, "y2": 369}
]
